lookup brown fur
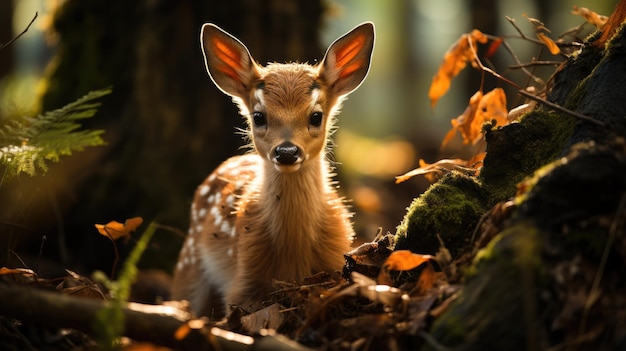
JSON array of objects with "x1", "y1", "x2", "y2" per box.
[{"x1": 172, "y1": 22, "x2": 375, "y2": 318}]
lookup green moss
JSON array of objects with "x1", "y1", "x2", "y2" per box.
[
  {"x1": 423, "y1": 224, "x2": 544, "y2": 351},
  {"x1": 480, "y1": 110, "x2": 577, "y2": 204},
  {"x1": 394, "y1": 172, "x2": 488, "y2": 256}
]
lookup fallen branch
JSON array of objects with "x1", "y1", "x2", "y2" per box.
[{"x1": 0, "y1": 282, "x2": 313, "y2": 351}]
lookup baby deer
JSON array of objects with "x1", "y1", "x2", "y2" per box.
[{"x1": 172, "y1": 22, "x2": 375, "y2": 318}]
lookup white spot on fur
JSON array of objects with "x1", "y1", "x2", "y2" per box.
[
  {"x1": 220, "y1": 221, "x2": 231, "y2": 235},
  {"x1": 227, "y1": 247, "x2": 234, "y2": 257},
  {"x1": 214, "y1": 192, "x2": 222, "y2": 205},
  {"x1": 208, "y1": 173, "x2": 217, "y2": 183},
  {"x1": 199, "y1": 184, "x2": 210, "y2": 196},
  {"x1": 214, "y1": 212, "x2": 223, "y2": 228},
  {"x1": 207, "y1": 194, "x2": 215, "y2": 204},
  {"x1": 225, "y1": 195, "x2": 235, "y2": 208},
  {"x1": 198, "y1": 207, "x2": 207, "y2": 219},
  {"x1": 195, "y1": 224, "x2": 203, "y2": 233},
  {"x1": 186, "y1": 237, "x2": 195, "y2": 248},
  {"x1": 230, "y1": 227, "x2": 236, "y2": 237}
]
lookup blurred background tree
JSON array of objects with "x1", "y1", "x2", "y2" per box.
[{"x1": 0, "y1": 0, "x2": 615, "y2": 280}]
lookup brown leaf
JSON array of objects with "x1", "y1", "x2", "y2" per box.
[
  {"x1": 95, "y1": 217, "x2": 143, "y2": 241},
  {"x1": 428, "y1": 29, "x2": 488, "y2": 108},
  {"x1": 572, "y1": 5, "x2": 608, "y2": 28}
]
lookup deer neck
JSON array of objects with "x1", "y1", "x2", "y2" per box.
[{"x1": 256, "y1": 155, "x2": 331, "y2": 245}]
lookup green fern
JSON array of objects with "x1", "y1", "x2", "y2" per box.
[{"x1": 0, "y1": 87, "x2": 111, "y2": 177}]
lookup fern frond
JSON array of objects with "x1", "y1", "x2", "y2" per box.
[{"x1": 0, "y1": 87, "x2": 111, "y2": 177}]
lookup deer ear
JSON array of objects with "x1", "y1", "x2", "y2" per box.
[
  {"x1": 319, "y1": 22, "x2": 375, "y2": 97},
  {"x1": 201, "y1": 24, "x2": 259, "y2": 99}
]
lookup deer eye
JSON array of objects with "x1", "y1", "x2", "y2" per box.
[
  {"x1": 252, "y1": 112, "x2": 267, "y2": 127},
  {"x1": 309, "y1": 112, "x2": 323, "y2": 127}
]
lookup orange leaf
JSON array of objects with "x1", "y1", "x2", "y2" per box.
[
  {"x1": 428, "y1": 29, "x2": 488, "y2": 108},
  {"x1": 442, "y1": 90, "x2": 483, "y2": 147},
  {"x1": 377, "y1": 250, "x2": 437, "y2": 292},
  {"x1": 382, "y1": 250, "x2": 433, "y2": 271},
  {"x1": 572, "y1": 5, "x2": 608, "y2": 28},
  {"x1": 485, "y1": 37, "x2": 503, "y2": 59},
  {"x1": 95, "y1": 217, "x2": 143, "y2": 241},
  {"x1": 536, "y1": 33, "x2": 561, "y2": 55},
  {"x1": 473, "y1": 87, "x2": 508, "y2": 134}
]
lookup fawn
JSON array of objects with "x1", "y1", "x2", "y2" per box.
[{"x1": 172, "y1": 22, "x2": 375, "y2": 318}]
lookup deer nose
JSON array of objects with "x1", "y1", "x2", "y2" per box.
[{"x1": 274, "y1": 142, "x2": 300, "y2": 165}]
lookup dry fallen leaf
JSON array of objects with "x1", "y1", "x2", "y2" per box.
[
  {"x1": 572, "y1": 5, "x2": 608, "y2": 28},
  {"x1": 429, "y1": 29, "x2": 488, "y2": 108},
  {"x1": 95, "y1": 217, "x2": 143, "y2": 241},
  {"x1": 378, "y1": 250, "x2": 437, "y2": 293}
]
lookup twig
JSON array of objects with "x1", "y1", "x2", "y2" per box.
[
  {"x1": 505, "y1": 16, "x2": 544, "y2": 46},
  {"x1": 517, "y1": 90, "x2": 605, "y2": 127},
  {"x1": 467, "y1": 35, "x2": 523, "y2": 90},
  {"x1": 103, "y1": 228, "x2": 120, "y2": 279},
  {"x1": 509, "y1": 61, "x2": 562, "y2": 69},
  {"x1": 0, "y1": 12, "x2": 38, "y2": 51}
]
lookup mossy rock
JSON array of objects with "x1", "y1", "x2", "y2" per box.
[
  {"x1": 394, "y1": 172, "x2": 489, "y2": 256},
  {"x1": 423, "y1": 141, "x2": 626, "y2": 350},
  {"x1": 480, "y1": 111, "x2": 577, "y2": 203},
  {"x1": 424, "y1": 222, "x2": 544, "y2": 350}
]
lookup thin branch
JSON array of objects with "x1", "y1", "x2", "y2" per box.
[
  {"x1": 517, "y1": 90, "x2": 605, "y2": 127},
  {"x1": 0, "y1": 12, "x2": 38, "y2": 51},
  {"x1": 509, "y1": 61, "x2": 563, "y2": 69},
  {"x1": 467, "y1": 35, "x2": 523, "y2": 90}
]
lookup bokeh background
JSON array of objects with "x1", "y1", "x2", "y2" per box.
[{"x1": 0, "y1": 0, "x2": 615, "y2": 284}]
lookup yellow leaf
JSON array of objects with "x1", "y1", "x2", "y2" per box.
[
  {"x1": 95, "y1": 217, "x2": 143, "y2": 241},
  {"x1": 537, "y1": 33, "x2": 561, "y2": 55}
]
